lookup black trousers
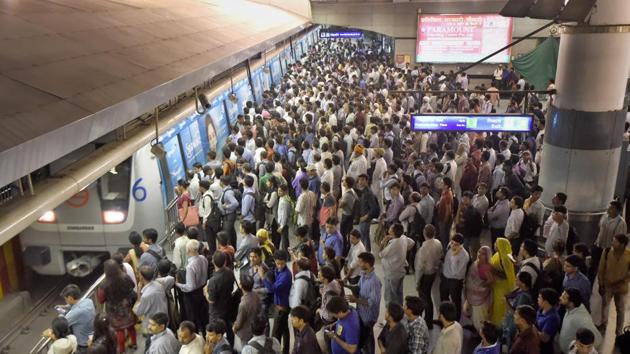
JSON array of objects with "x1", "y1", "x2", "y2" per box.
[
  {"x1": 589, "y1": 245, "x2": 603, "y2": 284},
  {"x1": 272, "y1": 306, "x2": 290, "y2": 354},
  {"x1": 490, "y1": 227, "x2": 505, "y2": 247},
  {"x1": 204, "y1": 222, "x2": 217, "y2": 255},
  {"x1": 222, "y1": 213, "x2": 237, "y2": 248},
  {"x1": 183, "y1": 286, "x2": 208, "y2": 335},
  {"x1": 359, "y1": 319, "x2": 375, "y2": 354},
  {"x1": 509, "y1": 237, "x2": 523, "y2": 257},
  {"x1": 280, "y1": 226, "x2": 289, "y2": 251},
  {"x1": 340, "y1": 214, "x2": 354, "y2": 256},
  {"x1": 417, "y1": 273, "x2": 437, "y2": 328},
  {"x1": 439, "y1": 275, "x2": 464, "y2": 321}
]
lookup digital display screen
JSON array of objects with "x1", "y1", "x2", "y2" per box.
[
  {"x1": 411, "y1": 114, "x2": 532, "y2": 132},
  {"x1": 320, "y1": 31, "x2": 363, "y2": 39},
  {"x1": 416, "y1": 14, "x2": 512, "y2": 63}
]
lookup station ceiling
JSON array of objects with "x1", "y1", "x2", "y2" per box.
[{"x1": 0, "y1": 0, "x2": 309, "y2": 188}]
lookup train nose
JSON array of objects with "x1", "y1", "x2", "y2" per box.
[{"x1": 65, "y1": 255, "x2": 103, "y2": 277}]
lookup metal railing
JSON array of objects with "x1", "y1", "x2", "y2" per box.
[
  {"x1": 29, "y1": 196, "x2": 178, "y2": 354},
  {"x1": 29, "y1": 274, "x2": 106, "y2": 354},
  {"x1": 161, "y1": 197, "x2": 180, "y2": 254}
]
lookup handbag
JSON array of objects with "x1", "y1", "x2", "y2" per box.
[{"x1": 179, "y1": 205, "x2": 200, "y2": 227}]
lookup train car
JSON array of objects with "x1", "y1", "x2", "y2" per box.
[{"x1": 18, "y1": 27, "x2": 313, "y2": 277}]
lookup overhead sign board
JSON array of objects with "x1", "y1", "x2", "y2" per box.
[
  {"x1": 320, "y1": 31, "x2": 363, "y2": 39},
  {"x1": 411, "y1": 114, "x2": 532, "y2": 132}
]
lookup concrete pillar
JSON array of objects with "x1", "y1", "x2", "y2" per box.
[{"x1": 538, "y1": 0, "x2": 630, "y2": 244}]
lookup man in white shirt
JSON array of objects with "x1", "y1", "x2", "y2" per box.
[
  {"x1": 516, "y1": 151, "x2": 537, "y2": 188},
  {"x1": 432, "y1": 302, "x2": 463, "y2": 354},
  {"x1": 415, "y1": 225, "x2": 443, "y2": 329},
  {"x1": 524, "y1": 185, "x2": 545, "y2": 237},
  {"x1": 172, "y1": 223, "x2": 190, "y2": 270},
  {"x1": 289, "y1": 258, "x2": 314, "y2": 309},
  {"x1": 545, "y1": 206, "x2": 569, "y2": 256},
  {"x1": 441, "y1": 151, "x2": 457, "y2": 182},
  {"x1": 178, "y1": 321, "x2": 205, "y2": 354},
  {"x1": 542, "y1": 192, "x2": 569, "y2": 239},
  {"x1": 347, "y1": 145, "x2": 368, "y2": 180},
  {"x1": 440, "y1": 234, "x2": 469, "y2": 321},
  {"x1": 491, "y1": 155, "x2": 506, "y2": 195},
  {"x1": 379, "y1": 223, "x2": 408, "y2": 306},
  {"x1": 344, "y1": 230, "x2": 366, "y2": 283},
  {"x1": 505, "y1": 196, "x2": 525, "y2": 256},
  {"x1": 518, "y1": 239, "x2": 542, "y2": 285},
  {"x1": 472, "y1": 184, "x2": 490, "y2": 217},
  {"x1": 198, "y1": 180, "x2": 217, "y2": 254},
  {"x1": 591, "y1": 199, "x2": 627, "y2": 281}
]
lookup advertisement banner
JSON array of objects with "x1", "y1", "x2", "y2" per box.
[{"x1": 416, "y1": 14, "x2": 512, "y2": 63}]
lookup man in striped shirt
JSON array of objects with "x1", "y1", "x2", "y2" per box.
[{"x1": 346, "y1": 252, "x2": 381, "y2": 354}]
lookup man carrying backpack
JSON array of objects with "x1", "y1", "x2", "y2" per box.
[
  {"x1": 289, "y1": 258, "x2": 318, "y2": 311},
  {"x1": 218, "y1": 176, "x2": 239, "y2": 248},
  {"x1": 241, "y1": 314, "x2": 282, "y2": 354},
  {"x1": 200, "y1": 180, "x2": 224, "y2": 255},
  {"x1": 262, "y1": 250, "x2": 293, "y2": 354}
]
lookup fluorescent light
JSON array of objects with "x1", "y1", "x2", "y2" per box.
[
  {"x1": 103, "y1": 210, "x2": 126, "y2": 224},
  {"x1": 38, "y1": 211, "x2": 57, "y2": 223}
]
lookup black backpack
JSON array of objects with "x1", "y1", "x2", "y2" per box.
[
  {"x1": 296, "y1": 273, "x2": 321, "y2": 314},
  {"x1": 147, "y1": 249, "x2": 178, "y2": 277},
  {"x1": 227, "y1": 274, "x2": 242, "y2": 323},
  {"x1": 522, "y1": 260, "x2": 551, "y2": 297},
  {"x1": 204, "y1": 194, "x2": 223, "y2": 232},
  {"x1": 408, "y1": 204, "x2": 426, "y2": 240},
  {"x1": 519, "y1": 211, "x2": 539, "y2": 240},
  {"x1": 249, "y1": 338, "x2": 276, "y2": 354}
]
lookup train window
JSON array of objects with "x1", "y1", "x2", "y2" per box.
[{"x1": 98, "y1": 158, "x2": 131, "y2": 212}]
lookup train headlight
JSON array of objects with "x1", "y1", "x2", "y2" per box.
[
  {"x1": 103, "y1": 210, "x2": 126, "y2": 224},
  {"x1": 37, "y1": 211, "x2": 57, "y2": 223}
]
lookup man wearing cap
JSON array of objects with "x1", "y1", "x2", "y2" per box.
[{"x1": 347, "y1": 145, "x2": 368, "y2": 180}]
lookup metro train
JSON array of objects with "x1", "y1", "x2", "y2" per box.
[{"x1": 19, "y1": 28, "x2": 320, "y2": 277}]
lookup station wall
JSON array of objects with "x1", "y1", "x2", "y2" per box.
[{"x1": 312, "y1": 1, "x2": 554, "y2": 71}]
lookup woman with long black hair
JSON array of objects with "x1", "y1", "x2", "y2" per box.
[
  {"x1": 88, "y1": 314, "x2": 116, "y2": 354},
  {"x1": 97, "y1": 259, "x2": 137, "y2": 353}
]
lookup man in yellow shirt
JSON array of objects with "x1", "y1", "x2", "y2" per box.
[{"x1": 597, "y1": 233, "x2": 630, "y2": 335}]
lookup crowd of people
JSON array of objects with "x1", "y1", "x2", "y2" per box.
[{"x1": 40, "y1": 38, "x2": 630, "y2": 354}]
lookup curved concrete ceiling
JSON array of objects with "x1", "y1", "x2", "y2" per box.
[{"x1": 0, "y1": 0, "x2": 310, "y2": 188}]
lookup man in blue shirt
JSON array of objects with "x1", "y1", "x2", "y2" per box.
[
  {"x1": 139, "y1": 228, "x2": 165, "y2": 270},
  {"x1": 563, "y1": 255, "x2": 592, "y2": 310},
  {"x1": 325, "y1": 296, "x2": 360, "y2": 354},
  {"x1": 346, "y1": 252, "x2": 381, "y2": 354},
  {"x1": 45, "y1": 284, "x2": 95, "y2": 353},
  {"x1": 318, "y1": 217, "x2": 344, "y2": 265},
  {"x1": 307, "y1": 165, "x2": 321, "y2": 199},
  {"x1": 536, "y1": 288, "x2": 561, "y2": 354},
  {"x1": 262, "y1": 250, "x2": 292, "y2": 354},
  {"x1": 241, "y1": 175, "x2": 257, "y2": 223}
]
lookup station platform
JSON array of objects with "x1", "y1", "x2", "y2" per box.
[{"x1": 4, "y1": 227, "x2": 626, "y2": 354}]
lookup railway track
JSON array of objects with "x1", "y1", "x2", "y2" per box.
[{"x1": 0, "y1": 273, "x2": 99, "y2": 354}]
